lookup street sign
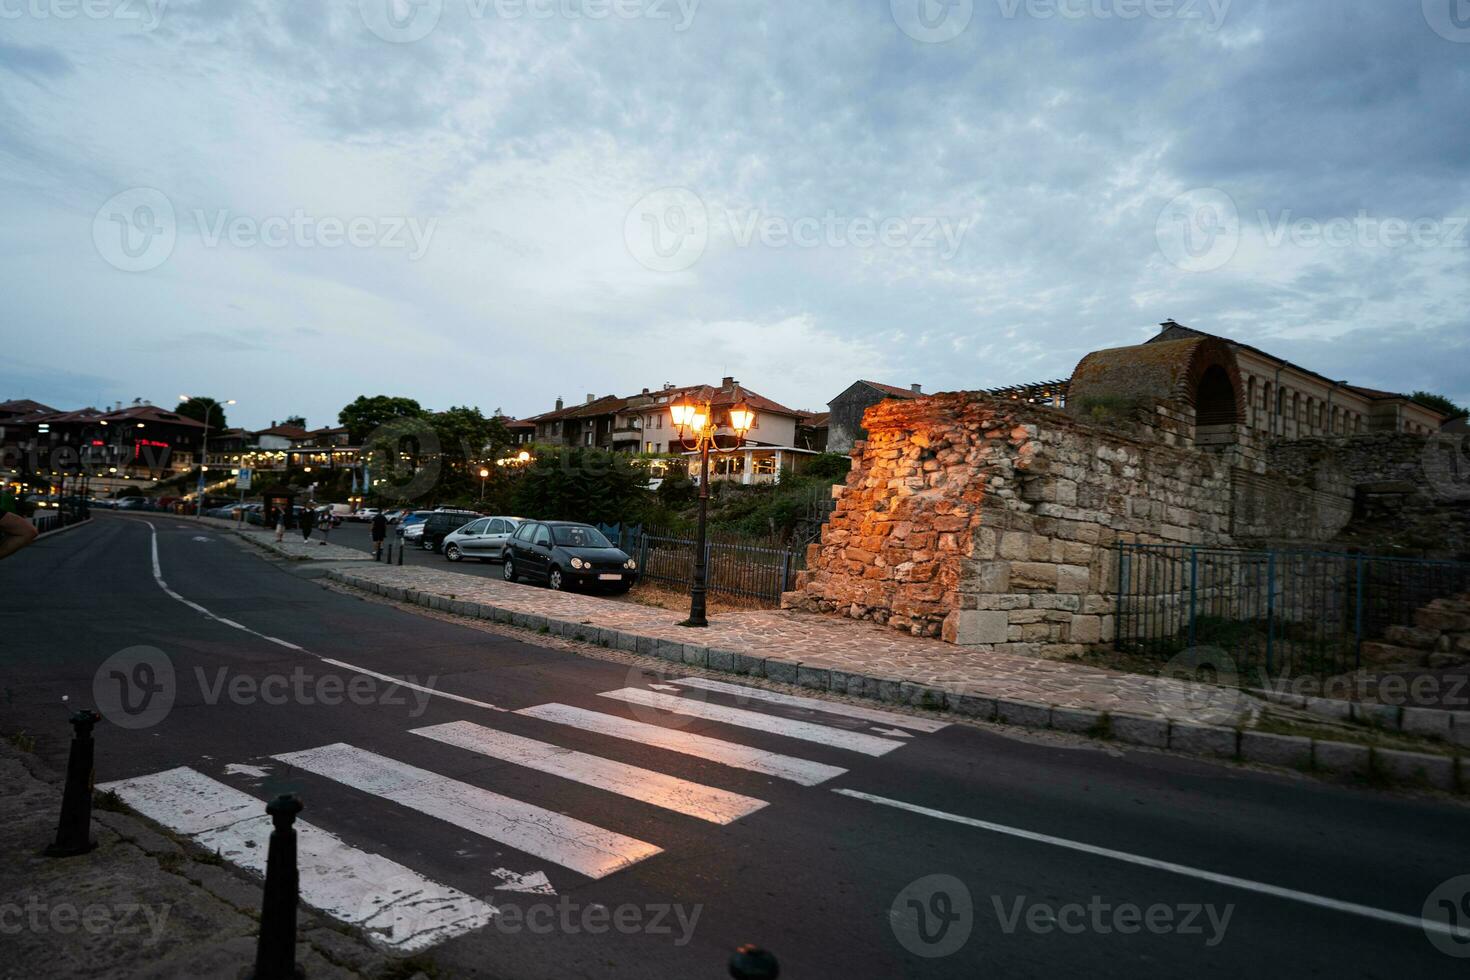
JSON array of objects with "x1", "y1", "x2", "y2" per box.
[{"x1": 237, "y1": 468, "x2": 253, "y2": 490}]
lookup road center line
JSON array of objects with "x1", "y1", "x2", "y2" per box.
[
  {"x1": 834, "y1": 788, "x2": 1460, "y2": 939},
  {"x1": 132, "y1": 518, "x2": 508, "y2": 713}
]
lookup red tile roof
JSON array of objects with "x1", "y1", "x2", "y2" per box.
[{"x1": 859, "y1": 381, "x2": 924, "y2": 400}]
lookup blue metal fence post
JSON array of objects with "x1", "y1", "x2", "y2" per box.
[
  {"x1": 1265, "y1": 551, "x2": 1276, "y2": 676},
  {"x1": 1116, "y1": 545, "x2": 1130, "y2": 651},
  {"x1": 1354, "y1": 555, "x2": 1366, "y2": 670},
  {"x1": 779, "y1": 549, "x2": 791, "y2": 594},
  {"x1": 1188, "y1": 547, "x2": 1199, "y2": 649}
]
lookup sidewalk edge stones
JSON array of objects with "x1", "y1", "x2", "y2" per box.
[{"x1": 326, "y1": 569, "x2": 1467, "y2": 794}]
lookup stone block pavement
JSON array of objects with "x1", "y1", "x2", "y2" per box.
[{"x1": 328, "y1": 562, "x2": 1236, "y2": 722}]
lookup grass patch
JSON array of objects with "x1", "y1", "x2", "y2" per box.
[{"x1": 4, "y1": 731, "x2": 36, "y2": 753}]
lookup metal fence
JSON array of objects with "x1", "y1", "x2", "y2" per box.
[
  {"x1": 597, "y1": 523, "x2": 802, "y2": 605},
  {"x1": 1116, "y1": 543, "x2": 1470, "y2": 678}
]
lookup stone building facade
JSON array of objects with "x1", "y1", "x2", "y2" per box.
[{"x1": 782, "y1": 324, "x2": 1463, "y2": 654}]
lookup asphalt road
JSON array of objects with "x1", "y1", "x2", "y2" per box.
[{"x1": 3, "y1": 514, "x2": 1469, "y2": 978}]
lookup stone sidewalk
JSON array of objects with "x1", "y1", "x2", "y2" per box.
[
  {"x1": 324, "y1": 563, "x2": 1470, "y2": 790},
  {"x1": 0, "y1": 740, "x2": 392, "y2": 979},
  {"x1": 194, "y1": 516, "x2": 373, "y2": 562}
]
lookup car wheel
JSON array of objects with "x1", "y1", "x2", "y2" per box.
[
  {"x1": 503, "y1": 559, "x2": 518, "y2": 582},
  {"x1": 445, "y1": 543, "x2": 462, "y2": 562},
  {"x1": 548, "y1": 566, "x2": 564, "y2": 591}
]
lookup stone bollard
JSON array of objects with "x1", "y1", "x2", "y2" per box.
[
  {"x1": 250, "y1": 794, "x2": 304, "y2": 980},
  {"x1": 45, "y1": 709, "x2": 101, "y2": 857},
  {"x1": 729, "y1": 945, "x2": 780, "y2": 979}
]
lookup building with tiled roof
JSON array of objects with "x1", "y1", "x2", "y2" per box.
[{"x1": 825, "y1": 380, "x2": 927, "y2": 453}]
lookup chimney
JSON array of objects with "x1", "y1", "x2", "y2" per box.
[
  {"x1": 721, "y1": 376, "x2": 736, "y2": 388},
  {"x1": 911, "y1": 384, "x2": 923, "y2": 394},
  {"x1": 555, "y1": 397, "x2": 563, "y2": 411},
  {"x1": 586, "y1": 393, "x2": 596, "y2": 405},
  {"x1": 641, "y1": 388, "x2": 649, "y2": 395}
]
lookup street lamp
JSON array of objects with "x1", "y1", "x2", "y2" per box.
[
  {"x1": 669, "y1": 386, "x2": 756, "y2": 628},
  {"x1": 478, "y1": 467, "x2": 490, "y2": 502},
  {"x1": 180, "y1": 396, "x2": 236, "y2": 516}
]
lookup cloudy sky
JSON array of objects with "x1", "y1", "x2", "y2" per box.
[{"x1": 2, "y1": 0, "x2": 1467, "y2": 430}]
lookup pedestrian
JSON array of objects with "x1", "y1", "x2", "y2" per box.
[
  {"x1": 319, "y1": 506, "x2": 332, "y2": 546},
  {"x1": 299, "y1": 506, "x2": 317, "y2": 542},
  {"x1": 274, "y1": 508, "x2": 286, "y2": 543},
  {"x1": 0, "y1": 488, "x2": 39, "y2": 562},
  {"x1": 370, "y1": 511, "x2": 388, "y2": 560}
]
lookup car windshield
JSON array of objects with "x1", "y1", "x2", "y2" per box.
[{"x1": 552, "y1": 526, "x2": 611, "y2": 548}]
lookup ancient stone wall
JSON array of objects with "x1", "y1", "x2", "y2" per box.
[{"x1": 782, "y1": 392, "x2": 1236, "y2": 656}]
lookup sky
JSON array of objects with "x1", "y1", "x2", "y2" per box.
[{"x1": 1, "y1": 0, "x2": 1467, "y2": 431}]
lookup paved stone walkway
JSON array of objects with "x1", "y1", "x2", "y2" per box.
[
  {"x1": 328, "y1": 563, "x2": 1242, "y2": 723},
  {"x1": 196, "y1": 516, "x2": 373, "y2": 562}
]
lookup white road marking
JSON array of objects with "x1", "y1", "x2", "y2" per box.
[
  {"x1": 671, "y1": 676, "x2": 948, "y2": 733},
  {"x1": 412, "y1": 720, "x2": 767, "y2": 825},
  {"x1": 129, "y1": 518, "x2": 509, "y2": 712},
  {"x1": 517, "y1": 703, "x2": 847, "y2": 786},
  {"x1": 491, "y1": 868, "x2": 557, "y2": 895},
  {"x1": 99, "y1": 767, "x2": 496, "y2": 952},
  {"x1": 274, "y1": 743, "x2": 662, "y2": 879},
  {"x1": 648, "y1": 683, "x2": 681, "y2": 692},
  {"x1": 600, "y1": 688, "x2": 904, "y2": 757},
  {"x1": 834, "y1": 789, "x2": 1465, "y2": 939},
  {"x1": 224, "y1": 763, "x2": 271, "y2": 778},
  {"x1": 319, "y1": 658, "x2": 508, "y2": 714},
  {"x1": 872, "y1": 727, "x2": 913, "y2": 739}
]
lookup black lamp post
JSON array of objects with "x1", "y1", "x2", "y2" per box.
[{"x1": 669, "y1": 386, "x2": 756, "y2": 628}]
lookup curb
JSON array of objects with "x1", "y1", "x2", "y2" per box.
[
  {"x1": 329, "y1": 569, "x2": 1467, "y2": 793},
  {"x1": 34, "y1": 516, "x2": 93, "y2": 540},
  {"x1": 1251, "y1": 687, "x2": 1470, "y2": 749},
  {"x1": 227, "y1": 528, "x2": 374, "y2": 563}
]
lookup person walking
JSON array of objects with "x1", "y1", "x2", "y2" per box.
[
  {"x1": 299, "y1": 506, "x2": 317, "y2": 543},
  {"x1": 370, "y1": 511, "x2": 388, "y2": 561},
  {"x1": 319, "y1": 506, "x2": 332, "y2": 546},
  {"x1": 274, "y1": 507, "x2": 286, "y2": 543}
]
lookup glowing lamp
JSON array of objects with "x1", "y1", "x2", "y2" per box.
[
  {"x1": 669, "y1": 396, "x2": 696, "y2": 430},
  {"x1": 727, "y1": 402, "x2": 755, "y2": 438}
]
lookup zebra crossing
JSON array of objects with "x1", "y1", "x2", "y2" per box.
[{"x1": 100, "y1": 674, "x2": 947, "y2": 952}]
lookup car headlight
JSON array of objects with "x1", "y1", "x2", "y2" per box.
[
  {"x1": 570, "y1": 557, "x2": 587, "y2": 570},
  {"x1": 624, "y1": 558, "x2": 637, "y2": 570}
]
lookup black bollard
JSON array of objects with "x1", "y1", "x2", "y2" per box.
[
  {"x1": 396, "y1": 541, "x2": 403, "y2": 566},
  {"x1": 45, "y1": 709, "x2": 101, "y2": 857},
  {"x1": 250, "y1": 795, "x2": 304, "y2": 980},
  {"x1": 729, "y1": 945, "x2": 779, "y2": 979}
]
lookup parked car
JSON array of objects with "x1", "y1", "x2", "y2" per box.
[
  {"x1": 382, "y1": 508, "x2": 409, "y2": 524},
  {"x1": 419, "y1": 510, "x2": 481, "y2": 552},
  {"x1": 398, "y1": 511, "x2": 431, "y2": 539},
  {"x1": 442, "y1": 516, "x2": 522, "y2": 563},
  {"x1": 503, "y1": 521, "x2": 638, "y2": 593}
]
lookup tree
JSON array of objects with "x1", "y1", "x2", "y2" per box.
[
  {"x1": 1411, "y1": 391, "x2": 1468, "y2": 421},
  {"x1": 428, "y1": 407, "x2": 514, "y2": 500},
  {"x1": 338, "y1": 396, "x2": 426, "y2": 443},
  {"x1": 175, "y1": 396, "x2": 229, "y2": 430},
  {"x1": 283, "y1": 415, "x2": 307, "y2": 429},
  {"x1": 511, "y1": 448, "x2": 649, "y2": 525}
]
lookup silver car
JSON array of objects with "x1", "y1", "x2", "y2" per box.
[{"x1": 442, "y1": 516, "x2": 523, "y2": 563}]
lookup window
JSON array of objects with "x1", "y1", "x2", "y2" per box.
[
  {"x1": 553, "y1": 525, "x2": 612, "y2": 548},
  {"x1": 657, "y1": 415, "x2": 663, "y2": 429},
  {"x1": 465, "y1": 519, "x2": 490, "y2": 534},
  {"x1": 514, "y1": 523, "x2": 535, "y2": 542},
  {"x1": 487, "y1": 519, "x2": 507, "y2": 534},
  {"x1": 534, "y1": 525, "x2": 551, "y2": 548}
]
